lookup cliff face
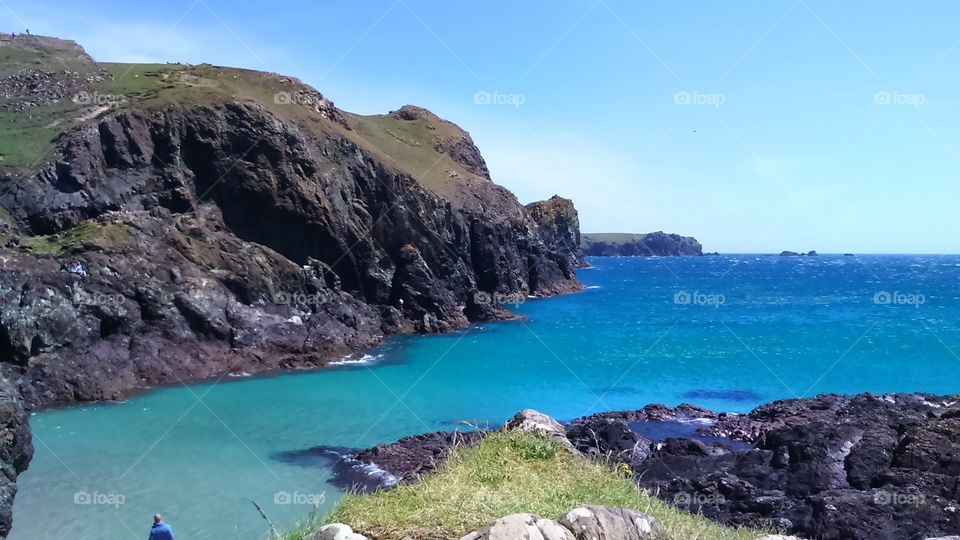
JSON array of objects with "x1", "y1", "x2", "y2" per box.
[
  {"x1": 580, "y1": 232, "x2": 703, "y2": 256},
  {"x1": 525, "y1": 195, "x2": 586, "y2": 269},
  {"x1": 0, "y1": 35, "x2": 582, "y2": 537}
]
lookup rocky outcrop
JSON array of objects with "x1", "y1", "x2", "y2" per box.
[
  {"x1": 578, "y1": 394, "x2": 960, "y2": 540},
  {"x1": 353, "y1": 430, "x2": 483, "y2": 485},
  {"x1": 525, "y1": 196, "x2": 585, "y2": 269},
  {"x1": 353, "y1": 396, "x2": 960, "y2": 540},
  {"x1": 581, "y1": 231, "x2": 702, "y2": 256},
  {"x1": 0, "y1": 36, "x2": 585, "y2": 536},
  {"x1": 0, "y1": 103, "x2": 581, "y2": 402}
]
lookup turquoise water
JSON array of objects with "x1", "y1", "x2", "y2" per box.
[{"x1": 11, "y1": 255, "x2": 960, "y2": 539}]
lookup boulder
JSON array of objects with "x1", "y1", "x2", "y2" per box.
[
  {"x1": 565, "y1": 417, "x2": 651, "y2": 464},
  {"x1": 303, "y1": 523, "x2": 368, "y2": 540},
  {"x1": 558, "y1": 506, "x2": 661, "y2": 539},
  {"x1": 460, "y1": 513, "x2": 575, "y2": 540},
  {"x1": 504, "y1": 409, "x2": 579, "y2": 455}
]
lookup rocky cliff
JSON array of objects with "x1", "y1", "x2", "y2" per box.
[
  {"x1": 525, "y1": 196, "x2": 586, "y2": 269},
  {"x1": 0, "y1": 34, "x2": 582, "y2": 536},
  {"x1": 581, "y1": 231, "x2": 703, "y2": 256}
]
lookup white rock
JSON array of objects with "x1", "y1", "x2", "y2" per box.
[
  {"x1": 503, "y1": 409, "x2": 579, "y2": 454},
  {"x1": 459, "y1": 513, "x2": 575, "y2": 540},
  {"x1": 557, "y1": 505, "x2": 661, "y2": 539},
  {"x1": 304, "y1": 523, "x2": 368, "y2": 540}
]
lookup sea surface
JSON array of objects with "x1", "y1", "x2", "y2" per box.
[{"x1": 11, "y1": 255, "x2": 960, "y2": 539}]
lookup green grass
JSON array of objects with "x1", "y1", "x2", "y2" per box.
[
  {"x1": 0, "y1": 41, "x2": 94, "y2": 77},
  {"x1": 308, "y1": 432, "x2": 762, "y2": 540},
  {"x1": 0, "y1": 106, "x2": 77, "y2": 168},
  {"x1": 0, "y1": 36, "x2": 506, "y2": 215},
  {"x1": 581, "y1": 233, "x2": 650, "y2": 246},
  {"x1": 24, "y1": 221, "x2": 134, "y2": 255},
  {"x1": 0, "y1": 36, "x2": 481, "y2": 203},
  {"x1": 347, "y1": 111, "x2": 470, "y2": 199}
]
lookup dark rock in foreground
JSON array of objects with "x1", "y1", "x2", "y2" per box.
[
  {"x1": 353, "y1": 430, "x2": 484, "y2": 485},
  {"x1": 353, "y1": 394, "x2": 960, "y2": 540},
  {"x1": 583, "y1": 394, "x2": 960, "y2": 540}
]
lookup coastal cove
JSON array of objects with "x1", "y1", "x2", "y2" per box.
[{"x1": 11, "y1": 255, "x2": 960, "y2": 539}]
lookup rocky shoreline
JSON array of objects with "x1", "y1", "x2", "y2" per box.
[{"x1": 340, "y1": 394, "x2": 960, "y2": 540}]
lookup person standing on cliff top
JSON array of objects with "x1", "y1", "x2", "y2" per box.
[{"x1": 148, "y1": 514, "x2": 174, "y2": 540}]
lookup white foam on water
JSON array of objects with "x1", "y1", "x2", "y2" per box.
[
  {"x1": 355, "y1": 460, "x2": 398, "y2": 487},
  {"x1": 679, "y1": 417, "x2": 715, "y2": 426},
  {"x1": 330, "y1": 353, "x2": 383, "y2": 367}
]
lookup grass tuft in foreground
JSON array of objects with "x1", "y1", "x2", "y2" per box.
[{"x1": 309, "y1": 431, "x2": 761, "y2": 540}]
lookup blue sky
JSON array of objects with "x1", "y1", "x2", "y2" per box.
[{"x1": 3, "y1": 0, "x2": 959, "y2": 253}]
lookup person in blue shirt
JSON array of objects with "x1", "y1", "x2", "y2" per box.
[{"x1": 148, "y1": 514, "x2": 174, "y2": 540}]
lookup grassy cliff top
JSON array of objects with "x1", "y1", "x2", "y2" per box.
[
  {"x1": 309, "y1": 431, "x2": 762, "y2": 540},
  {"x1": 580, "y1": 232, "x2": 653, "y2": 246},
  {"x1": 0, "y1": 34, "x2": 507, "y2": 210}
]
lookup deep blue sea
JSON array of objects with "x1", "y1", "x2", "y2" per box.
[{"x1": 11, "y1": 255, "x2": 960, "y2": 539}]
